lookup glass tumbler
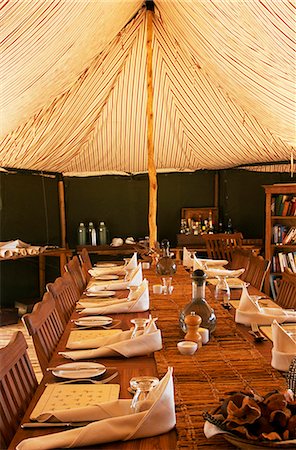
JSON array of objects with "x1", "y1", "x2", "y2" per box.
[
  {"x1": 130, "y1": 376, "x2": 160, "y2": 413},
  {"x1": 130, "y1": 318, "x2": 150, "y2": 339},
  {"x1": 162, "y1": 277, "x2": 172, "y2": 295},
  {"x1": 215, "y1": 276, "x2": 230, "y2": 306}
]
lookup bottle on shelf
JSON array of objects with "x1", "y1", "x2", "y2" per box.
[
  {"x1": 98, "y1": 221, "x2": 108, "y2": 245},
  {"x1": 226, "y1": 218, "x2": 233, "y2": 234},
  {"x1": 179, "y1": 269, "x2": 216, "y2": 335},
  {"x1": 77, "y1": 222, "x2": 87, "y2": 245},
  {"x1": 156, "y1": 239, "x2": 177, "y2": 276},
  {"x1": 208, "y1": 210, "x2": 214, "y2": 234},
  {"x1": 88, "y1": 221, "x2": 97, "y2": 246}
]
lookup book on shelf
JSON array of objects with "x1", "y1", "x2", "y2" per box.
[
  {"x1": 272, "y1": 224, "x2": 288, "y2": 244},
  {"x1": 287, "y1": 252, "x2": 296, "y2": 273},
  {"x1": 272, "y1": 194, "x2": 296, "y2": 216},
  {"x1": 274, "y1": 251, "x2": 296, "y2": 273},
  {"x1": 282, "y1": 227, "x2": 296, "y2": 244}
]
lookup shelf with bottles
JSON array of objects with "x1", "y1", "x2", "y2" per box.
[
  {"x1": 179, "y1": 207, "x2": 219, "y2": 236},
  {"x1": 77, "y1": 221, "x2": 109, "y2": 246}
]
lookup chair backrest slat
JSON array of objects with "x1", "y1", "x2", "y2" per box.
[
  {"x1": 276, "y1": 268, "x2": 296, "y2": 309},
  {"x1": 22, "y1": 292, "x2": 64, "y2": 374},
  {"x1": 0, "y1": 331, "x2": 38, "y2": 448},
  {"x1": 80, "y1": 248, "x2": 92, "y2": 271},
  {"x1": 242, "y1": 254, "x2": 270, "y2": 291},
  {"x1": 65, "y1": 255, "x2": 86, "y2": 294},
  {"x1": 202, "y1": 233, "x2": 243, "y2": 262},
  {"x1": 47, "y1": 272, "x2": 80, "y2": 326}
]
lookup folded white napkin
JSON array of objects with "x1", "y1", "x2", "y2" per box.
[
  {"x1": 89, "y1": 265, "x2": 126, "y2": 277},
  {"x1": 193, "y1": 255, "x2": 229, "y2": 272},
  {"x1": 183, "y1": 247, "x2": 193, "y2": 269},
  {"x1": 16, "y1": 368, "x2": 175, "y2": 450},
  {"x1": 60, "y1": 319, "x2": 162, "y2": 360},
  {"x1": 271, "y1": 320, "x2": 296, "y2": 371},
  {"x1": 235, "y1": 285, "x2": 296, "y2": 325},
  {"x1": 80, "y1": 279, "x2": 149, "y2": 316},
  {"x1": 0, "y1": 239, "x2": 30, "y2": 249},
  {"x1": 124, "y1": 252, "x2": 138, "y2": 270},
  {"x1": 204, "y1": 267, "x2": 245, "y2": 279},
  {"x1": 87, "y1": 263, "x2": 143, "y2": 292}
]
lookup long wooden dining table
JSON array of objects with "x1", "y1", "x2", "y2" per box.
[{"x1": 9, "y1": 265, "x2": 288, "y2": 450}]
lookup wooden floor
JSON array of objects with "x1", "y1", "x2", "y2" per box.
[{"x1": 0, "y1": 321, "x2": 42, "y2": 382}]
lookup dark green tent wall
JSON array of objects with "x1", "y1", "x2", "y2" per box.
[{"x1": 0, "y1": 169, "x2": 294, "y2": 309}]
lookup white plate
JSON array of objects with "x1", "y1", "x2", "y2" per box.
[
  {"x1": 95, "y1": 275, "x2": 119, "y2": 281},
  {"x1": 75, "y1": 316, "x2": 113, "y2": 327},
  {"x1": 85, "y1": 291, "x2": 115, "y2": 297},
  {"x1": 52, "y1": 362, "x2": 106, "y2": 379},
  {"x1": 95, "y1": 263, "x2": 117, "y2": 268}
]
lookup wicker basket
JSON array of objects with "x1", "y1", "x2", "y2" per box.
[{"x1": 204, "y1": 357, "x2": 296, "y2": 449}]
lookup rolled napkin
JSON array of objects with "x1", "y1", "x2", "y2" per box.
[
  {"x1": 193, "y1": 255, "x2": 228, "y2": 272},
  {"x1": 235, "y1": 285, "x2": 296, "y2": 325},
  {"x1": 271, "y1": 320, "x2": 296, "y2": 371},
  {"x1": 26, "y1": 246, "x2": 43, "y2": 255},
  {"x1": 60, "y1": 319, "x2": 162, "y2": 359},
  {"x1": 183, "y1": 247, "x2": 193, "y2": 269},
  {"x1": 80, "y1": 279, "x2": 149, "y2": 316},
  {"x1": 0, "y1": 249, "x2": 14, "y2": 258},
  {"x1": 16, "y1": 368, "x2": 175, "y2": 450}
]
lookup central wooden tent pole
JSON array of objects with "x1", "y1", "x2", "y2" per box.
[{"x1": 146, "y1": 2, "x2": 157, "y2": 249}]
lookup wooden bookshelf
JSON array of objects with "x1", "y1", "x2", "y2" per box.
[{"x1": 264, "y1": 183, "x2": 296, "y2": 292}]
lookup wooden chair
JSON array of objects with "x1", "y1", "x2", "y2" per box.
[
  {"x1": 79, "y1": 247, "x2": 92, "y2": 271},
  {"x1": 202, "y1": 232, "x2": 243, "y2": 262},
  {"x1": 0, "y1": 331, "x2": 38, "y2": 448},
  {"x1": 65, "y1": 255, "x2": 86, "y2": 294},
  {"x1": 47, "y1": 271, "x2": 80, "y2": 326},
  {"x1": 228, "y1": 247, "x2": 252, "y2": 271},
  {"x1": 274, "y1": 268, "x2": 296, "y2": 309},
  {"x1": 241, "y1": 254, "x2": 271, "y2": 291},
  {"x1": 22, "y1": 292, "x2": 64, "y2": 374},
  {"x1": 81, "y1": 261, "x2": 92, "y2": 284}
]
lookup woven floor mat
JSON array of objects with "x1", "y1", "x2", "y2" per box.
[{"x1": 151, "y1": 282, "x2": 287, "y2": 449}]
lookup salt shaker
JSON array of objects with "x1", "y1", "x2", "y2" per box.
[{"x1": 184, "y1": 312, "x2": 202, "y2": 347}]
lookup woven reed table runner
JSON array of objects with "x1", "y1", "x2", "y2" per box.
[{"x1": 148, "y1": 268, "x2": 287, "y2": 449}]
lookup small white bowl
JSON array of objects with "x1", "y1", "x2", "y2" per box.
[{"x1": 177, "y1": 341, "x2": 198, "y2": 355}]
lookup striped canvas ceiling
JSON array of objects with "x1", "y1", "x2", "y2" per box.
[{"x1": 0, "y1": 1, "x2": 295, "y2": 175}]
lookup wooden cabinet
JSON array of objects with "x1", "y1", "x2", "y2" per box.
[{"x1": 264, "y1": 184, "x2": 296, "y2": 293}]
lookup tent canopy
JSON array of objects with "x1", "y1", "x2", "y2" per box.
[{"x1": 0, "y1": 0, "x2": 295, "y2": 175}]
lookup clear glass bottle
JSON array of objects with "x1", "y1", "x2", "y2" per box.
[
  {"x1": 156, "y1": 239, "x2": 177, "y2": 276},
  {"x1": 77, "y1": 222, "x2": 87, "y2": 245},
  {"x1": 88, "y1": 222, "x2": 97, "y2": 246},
  {"x1": 179, "y1": 269, "x2": 216, "y2": 335}
]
